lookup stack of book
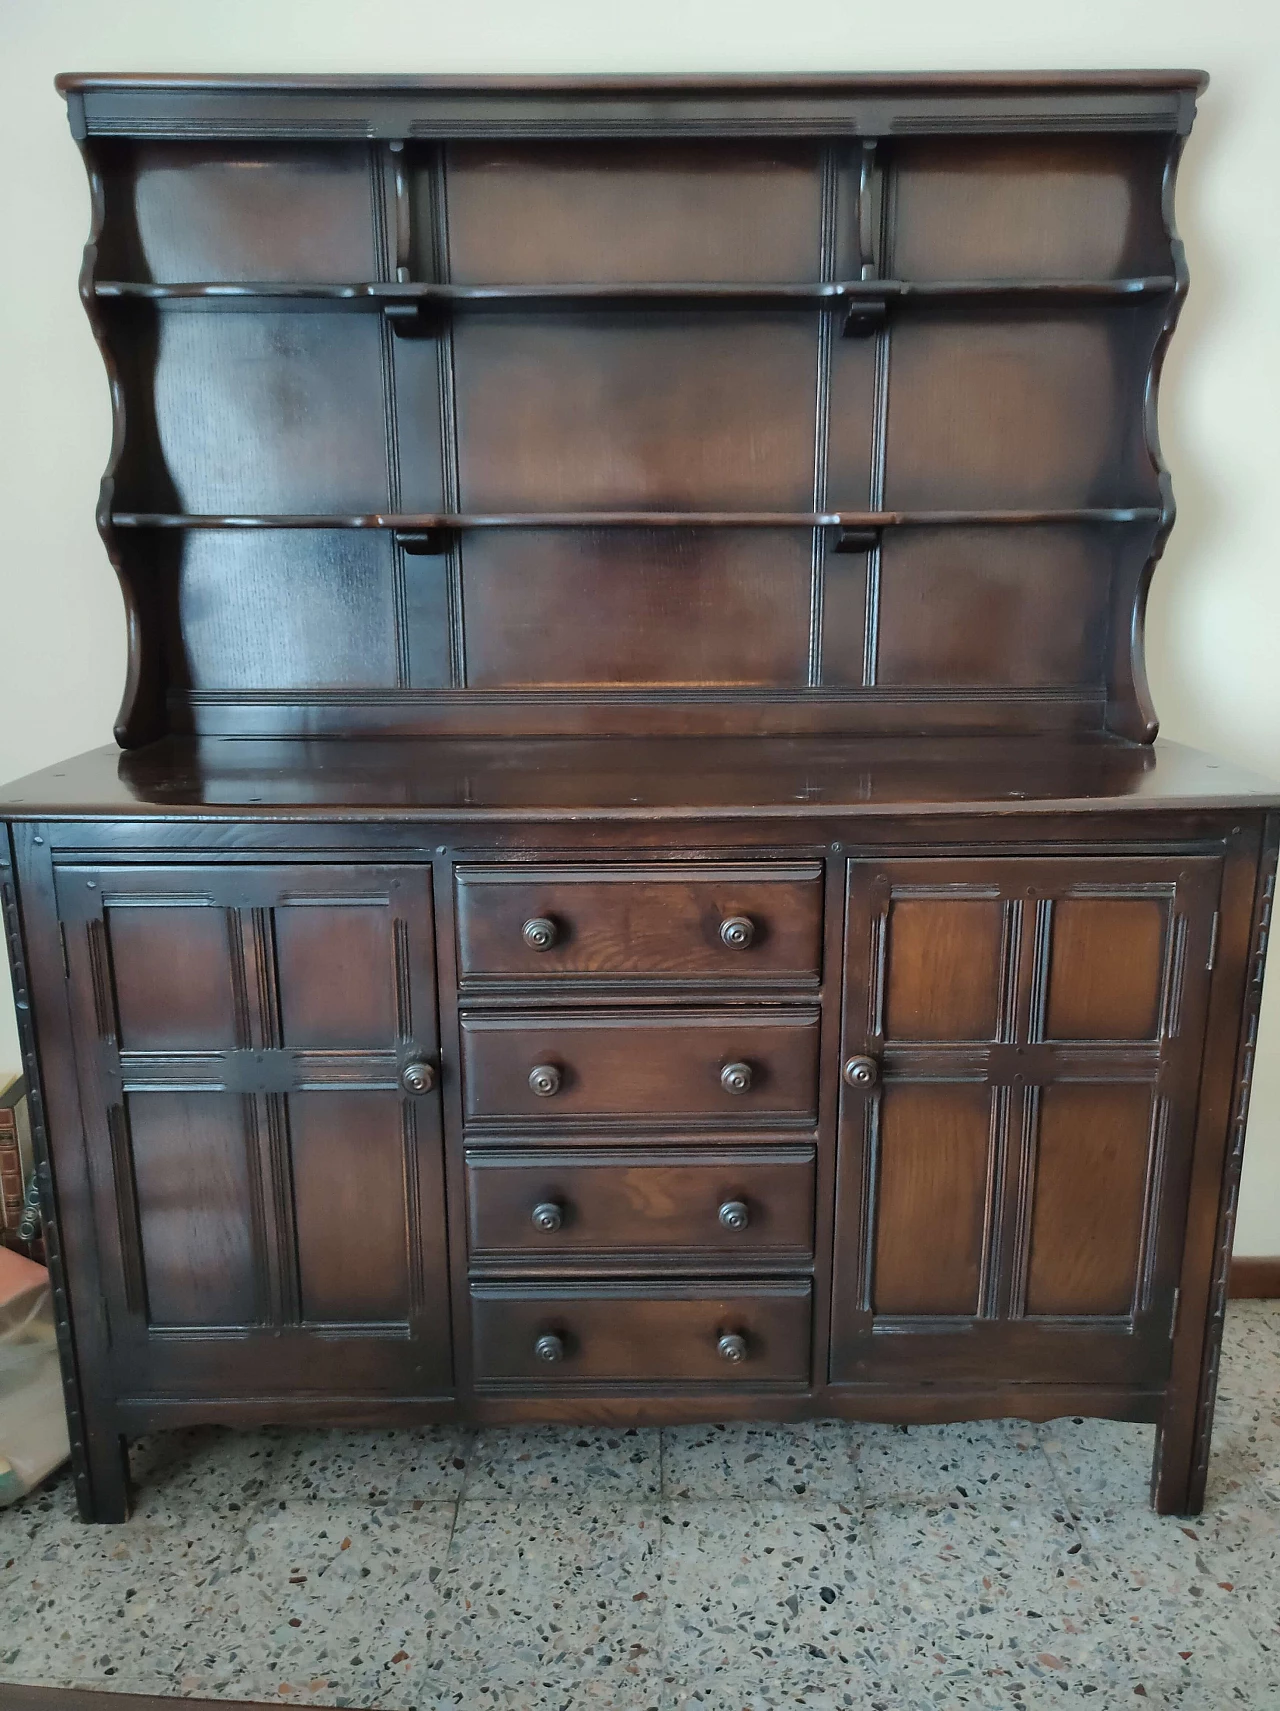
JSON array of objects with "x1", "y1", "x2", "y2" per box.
[{"x1": 0, "y1": 1074, "x2": 38, "y2": 1259}]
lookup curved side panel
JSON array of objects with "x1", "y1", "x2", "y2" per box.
[
  {"x1": 1107, "y1": 131, "x2": 1193, "y2": 744},
  {"x1": 75, "y1": 142, "x2": 169, "y2": 749}
]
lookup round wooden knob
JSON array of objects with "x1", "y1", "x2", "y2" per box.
[
  {"x1": 717, "y1": 1332, "x2": 748, "y2": 1364},
  {"x1": 718, "y1": 1200, "x2": 750, "y2": 1231},
  {"x1": 842, "y1": 1055, "x2": 880, "y2": 1090},
  {"x1": 400, "y1": 1061, "x2": 436, "y2": 1095},
  {"x1": 531, "y1": 1201, "x2": 563, "y2": 1232},
  {"x1": 719, "y1": 915, "x2": 755, "y2": 950},
  {"x1": 534, "y1": 1333, "x2": 564, "y2": 1363},
  {"x1": 720, "y1": 1061, "x2": 753, "y2": 1095},
  {"x1": 529, "y1": 1063, "x2": 562, "y2": 1098},
  {"x1": 522, "y1": 917, "x2": 558, "y2": 952}
]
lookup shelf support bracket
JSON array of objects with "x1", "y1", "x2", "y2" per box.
[
  {"x1": 832, "y1": 525, "x2": 883, "y2": 554},
  {"x1": 842, "y1": 295, "x2": 888, "y2": 339},
  {"x1": 395, "y1": 528, "x2": 454, "y2": 556}
]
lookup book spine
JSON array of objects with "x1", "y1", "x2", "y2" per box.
[{"x1": 0, "y1": 1104, "x2": 23, "y2": 1235}]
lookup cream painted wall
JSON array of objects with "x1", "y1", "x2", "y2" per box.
[{"x1": 1, "y1": 0, "x2": 1277, "y2": 1248}]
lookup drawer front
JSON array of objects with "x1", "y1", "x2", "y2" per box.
[
  {"x1": 466, "y1": 1146, "x2": 815, "y2": 1262},
  {"x1": 471, "y1": 1281, "x2": 812, "y2": 1385},
  {"x1": 460, "y1": 1008, "x2": 820, "y2": 1124},
  {"x1": 456, "y1": 863, "x2": 823, "y2": 984}
]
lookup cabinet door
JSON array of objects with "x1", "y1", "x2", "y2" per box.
[
  {"x1": 831, "y1": 856, "x2": 1220, "y2": 1390},
  {"x1": 57, "y1": 863, "x2": 450, "y2": 1400}
]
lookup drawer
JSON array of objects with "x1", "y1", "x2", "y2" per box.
[
  {"x1": 471, "y1": 1281, "x2": 812, "y2": 1385},
  {"x1": 455, "y1": 863, "x2": 823, "y2": 984},
  {"x1": 466, "y1": 1145, "x2": 815, "y2": 1263},
  {"x1": 460, "y1": 1008, "x2": 820, "y2": 1125}
]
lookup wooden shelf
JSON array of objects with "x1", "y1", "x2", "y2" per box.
[
  {"x1": 93, "y1": 277, "x2": 1177, "y2": 308},
  {"x1": 110, "y1": 508, "x2": 1166, "y2": 531}
]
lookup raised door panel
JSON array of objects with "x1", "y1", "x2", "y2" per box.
[
  {"x1": 831, "y1": 856, "x2": 1220, "y2": 1390},
  {"x1": 56, "y1": 863, "x2": 450, "y2": 1398}
]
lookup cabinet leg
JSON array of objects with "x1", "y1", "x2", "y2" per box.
[
  {"x1": 74, "y1": 1426, "x2": 131, "y2": 1524},
  {"x1": 1150, "y1": 1390, "x2": 1205, "y2": 1517}
]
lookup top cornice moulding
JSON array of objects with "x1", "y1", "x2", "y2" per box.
[{"x1": 55, "y1": 70, "x2": 1210, "y2": 94}]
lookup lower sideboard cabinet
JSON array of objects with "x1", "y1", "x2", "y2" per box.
[{"x1": 2, "y1": 803, "x2": 1274, "y2": 1523}]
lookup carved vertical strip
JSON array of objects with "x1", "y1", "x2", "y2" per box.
[
  {"x1": 868, "y1": 890, "x2": 889, "y2": 1042},
  {"x1": 250, "y1": 905, "x2": 281, "y2": 1050},
  {"x1": 241, "y1": 1094, "x2": 274, "y2": 1326},
  {"x1": 1027, "y1": 899, "x2": 1054, "y2": 1043},
  {"x1": 996, "y1": 898, "x2": 1023, "y2": 1045},
  {"x1": 227, "y1": 909, "x2": 253, "y2": 1050},
  {"x1": 428, "y1": 145, "x2": 466, "y2": 689},
  {"x1": 856, "y1": 1095, "x2": 880, "y2": 1315},
  {"x1": 1190, "y1": 821, "x2": 1278, "y2": 1497},
  {"x1": 808, "y1": 147, "x2": 839, "y2": 688},
  {"x1": 1160, "y1": 911, "x2": 1188, "y2": 1041},
  {"x1": 1007, "y1": 1085, "x2": 1040, "y2": 1320},
  {"x1": 265, "y1": 1092, "x2": 300, "y2": 1325},
  {"x1": 393, "y1": 916, "x2": 414, "y2": 1042},
  {"x1": 862, "y1": 319, "x2": 891, "y2": 687},
  {"x1": 1135, "y1": 1094, "x2": 1171, "y2": 1316},
  {"x1": 403, "y1": 1101, "x2": 426, "y2": 1321},
  {"x1": 106, "y1": 1104, "x2": 147, "y2": 1320},
  {"x1": 979, "y1": 1086, "x2": 1009, "y2": 1319},
  {"x1": 1, "y1": 834, "x2": 99, "y2": 1516},
  {"x1": 85, "y1": 918, "x2": 117, "y2": 1044}
]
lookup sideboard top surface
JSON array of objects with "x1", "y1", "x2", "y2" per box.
[{"x1": 2, "y1": 737, "x2": 1276, "y2": 823}]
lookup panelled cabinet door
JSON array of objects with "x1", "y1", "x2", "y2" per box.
[
  {"x1": 831, "y1": 856, "x2": 1221, "y2": 1391},
  {"x1": 56, "y1": 863, "x2": 451, "y2": 1400}
]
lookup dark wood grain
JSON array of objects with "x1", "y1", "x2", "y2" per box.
[
  {"x1": 459, "y1": 1008, "x2": 821, "y2": 1125},
  {"x1": 456, "y1": 862, "x2": 822, "y2": 984},
  {"x1": 2, "y1": 71, "x2": 1273, "y2": 1524},
  {"x1": 465, "y1": 1145, "x2": 815, "y2": 1265},
  {"x1": 470, "y1": 1279, "x2": 812, "y2": 1385}
]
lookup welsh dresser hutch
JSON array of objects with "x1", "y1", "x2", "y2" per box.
[{"x1": 2, "y1": 72, "x2": 1276, "y2": 1521}]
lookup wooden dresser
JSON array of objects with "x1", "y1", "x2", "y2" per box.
[{"x1": 2, "y1": 72, "x2": 1275, "y2": 1522}]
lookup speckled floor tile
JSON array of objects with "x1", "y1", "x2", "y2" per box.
[
  {"x1": 256, "y1": 1424, "x2": 472, "y2": 1506},
  {"x1": 127, "y1": 1423, "x2": 283, "y2": 1521},
  {"x1": 855, "y1": 1420, "x2": 1058, "y2": 1508},
  {"x1": 0, "y1": 1503, "x2": 247, "y2": 1692},
  {"x1": 0, "y1": 1300, "x2": 1277, "y2": 1706},
  {"x1": 867, "y1": 1495, "x2": 1101, "y2": 1690},
  {"x1": 1069, "y1": 1494, "x2": 1280, "y2": 1691},
  {"x1": 464, "y1": 1423, "x2": 661, "y2": 1498},
  {"x1": 662, "y1": 1420, "x2": 862, "y2": 1502},
  {"x1": 421, "y1": 1677, "x2": 663, "y2": 1709},
  {"x1": 419, "y1": 1497, "x2": 663, "y2": 1703},
  {"x1": 661, "y1": 1499, "x2": 893, "y2": 1688},
  {"x1": 1219, "y1": 1300, "x2": 1280, "y2": 1396},
  {"x1": 184, "y1": 1497, "x2": 456, "y2": 1705},
  {"x1": 661, "y1": 1675, "x2": 902, "y2": 1710},
  {"x1": 1037, "y1": 1415, "x2": 1156, "y2": 1511},
  {"x1": 1205, "y1": 1389, "x2": 1280, "y2": 1507}
]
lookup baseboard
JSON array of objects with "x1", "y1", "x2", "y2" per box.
[
  {"x1": 1230, "y1": 1256, "x2": 1280, "y2": 1299},
  {"x1": 0, "y1": 1690, "x2": 276, "y2": 1711}
]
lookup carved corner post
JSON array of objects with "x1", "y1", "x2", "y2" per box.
[
  {"x1": 2, "y1": 826, "x2": 131, "y2": 1521},
  {"x1": 1152, "y1": 813, "x2": 1278, "y2": 1514}
]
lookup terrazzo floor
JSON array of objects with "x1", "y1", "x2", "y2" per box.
[{"x1": 1, "y1": 1303, "x2": 1278, "y2": 1710}]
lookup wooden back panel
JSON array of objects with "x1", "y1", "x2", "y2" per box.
[{"x1": 63, "y1": 76, "x2": 1202, "y2": 744}]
